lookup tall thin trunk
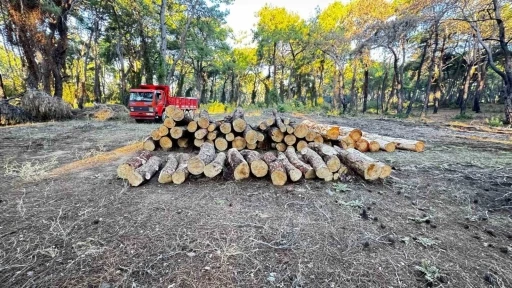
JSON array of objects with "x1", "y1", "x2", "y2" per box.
[
  {"x1": 407, "y1": 41, "x2": 428, "y2": 116},
  {"x1": 158, "y1": 0, "x2": 168, "y2": 84},
  {"x1": 349, "y1": 61, "x2": 357, "y2": 113},
  {"x1": 362, "y1": 67, "x2": 369, "y2": 113},
  {"x1": 272, "y1": 42, "x2": 277, "y2": 90},
  {"x1": 473, "y1": 63, "x2": 486, "y2": 113},
  {"x1": 379, "y1": 64, "x2": 389, "y2": 114},
  {"x1": 460, "y1": 63, "x2": 474, "y2": 115},
  {"x1": 0, "y1": 73, "x2": 5, "y2": 99},
  {"x1": 422, "y1": 23, "x2": 440, "y2": 116},
  {"x1": 93, "y1": 16, "x2": 101, "y2": 103}
]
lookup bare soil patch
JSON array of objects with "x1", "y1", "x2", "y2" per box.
[{"x1": 1, "y1": 115, "x2": 511, "y2": 287}]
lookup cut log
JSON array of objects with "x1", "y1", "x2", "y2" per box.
[
  {"x1": 243, "y1": 125, "x2": 259, "y2": 145},
  {"x1": 262, "y1": 152, "x2": 287, "y2": 186},
  {"x1": 307, "y1": 143, "x2": 341, "y2": 173},
  {"x1": 205, "y1": 139, "x2": 214, "y2": 145},
  {"x1": 370, "y1": 138, "x2": 396, "y2": 152},
  {"x1": 117, "y1": 150, "x2": 152, "y2": 179},
  {"x1": 296, "y1": 140, "x2": 308, "y2": 152},
  {"x1": 338, "y1": 163, "x2": 349, "y2": 175},
  {"x1": 302, "y1": 120, "x2": 340, "y2": 140},
  {"x1": 277, "y1": 152, "x2": 302, "y2": 182},
  {"x1": 240, "y1": 150, "x2": 268, "y2": 178},
  {"x1": 256, "y1": 132, "x2": 265, "y2": 142},
  {"x1": 143, "y1": 137, "x2": 157, "y2": 151},
  {"x1": 225, "y1": 133, "x2": 235, "y2": 142},
  {"x1": 265, "y1": 117, "x2": 275, "y2": 127},
  {"x1": 197, "y1": 110, "x2": 211, "y2": 129},
  {"x1": 305, "y1": 131, "x2": 318, "y2": 142},
  {"x1": 170, "y1": 126, "x2": 187, "y2": 139},
  {"x1": 214, "y1": 137, "x2": 229, "y2": 151},
  {"x1": 220, "y1": 122, "x2": 232, "y2": 134},
  {"x1": 177, "y1": 138, "x2": 189, "y2": 148},
  {"x1": 232, "y1": 136, "x2": 247, "y2": 150},
  {"x1": 300, "y1": 147, "x2": 332, "y2": 179},
  {"x1": 207, "y1": 130, "x2": 219, "y2": 141},
  {"x1": 333, "y1": 146, "x2": 382, "y2": 181},
  {"x1": 227, "y1": 148, "x2": 250, "y2": 180},
  {"x1": 363, "y1": 133, "x2": 424, "y2": 152},
  {"x1": 333, "y1": 173, "x2": 340, "y2": 181},
  {"x1": 376, "y1": 162, "x2": 392, "y2": 179},
  {"x1": 286, "y1": 125, "x2": 294, "y2": 134},
  {"x1": 293, "y1": 123, "x2": 308, "y2": 139},
  {"x1": 364, "y1": 138, "x2": 380, "y2": 152},
  {"x1": 163, "y1": 118, "x2": 176, "y2": 129},
  {"x1": 284, "y1": 134, "x2": 297, "y2": 146},
  {"x1": 339, "y1": 127, "x2": 363, "y2": 142},
  {"x1": 232, "y1": 107, "x2": 247, "y2": 132},
  {"x1": 158, "y1": 154, "x2": 179, "y2": 183},
  {"x1": 313, "y1": 134, "x2": 324, "y2": 144},
  {"x1": 159, "y1": 136, "x2": 173, "y2": 151},
  {"x1": 165, "y1": 105, "x2": 185, "y2": 121},
  {"x1": 285, "y1": 147, "x2": 316, "y2": 179},
  {"x1": 355, "y1": 138, "x2": 370, "y2": 152},
  {"x1": 128, "y1": 156, "x2": 164, "y2": 186},
  {"x1": 187, "y1": 142, "x2": 216, "y2": 175},
  {"x1": 172, "y1": 153, "x2": 191, "y2": 184},
  {"x1": 258, "y1": 121, "x2": 268, "y2": 130},
  {"x1": 150, "y1": 129, "x2": 162, "y2": 141},
  {"x1": 339, "y1": 135, "x2": 355, "y2": 149},
  {"x1": 158, "y1": 125, "x2": 169, "y2": 137},
  {"x1": 194, "y1": 128, "x2": 208, "y2": 139},
  {"x1": 283, "y1": 118, "x2": 291, "y2": 125},
  {"x1": 204, "y1": 152, "x2": 227, "y2": 178},
  {"x1": 246, "y1": 142, "x2": 257, "y2": 150},
  {"x1": 208, "y1": 121, "x2": 219, "y2": 132},
  {"x1": 187, "y1": 121, "x2": 198, "y2": 133},
  {"x1": 272, "y1": 109, "x2": 287, "y2": 132},
  {"x1": 194, "y1": 138, "x2": 204, "y2": 148},
  {"x1": 268, "y1": 127, "x2": 285, "y2": 142},
  {"x1": 275, "y1": 142, "x2": 287, "y2": 152}
]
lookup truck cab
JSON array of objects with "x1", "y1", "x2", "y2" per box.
[{"x1": 128, "y1": 84, "x2": 198, "y2": 122}]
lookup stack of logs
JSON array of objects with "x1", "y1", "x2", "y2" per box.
[
  {"x1": 118, "y1": 107, "x2": 425, "y2": 187},
  {"x1": 143, "y1": 106, "x2": 425, "y2": 154}
]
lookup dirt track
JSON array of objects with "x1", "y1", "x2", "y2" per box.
[{"x1": 1, "y1": 115, "x2": 511, "y2": 287}]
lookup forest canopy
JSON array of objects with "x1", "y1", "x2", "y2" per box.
[{"x1": 0, "y1": 0, "x2": 511, "y2": 122}]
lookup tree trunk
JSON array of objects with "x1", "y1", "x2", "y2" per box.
[
  {"x1": 422, "y1": 23, "x2": 440, "y2": 116},
  {"x1": 473, "y1": 63, "x2": 486, "y2": 113},
  {"x1": 158, "y1": 0, "x2": 168, "y2": 84},
  {"x1": 407, "y1": 42, "x2": 428, "y2": 116},
  {"x1": 350, "y1": 61, "x2": 357, "y2": 113},
  {"x1": 128, "y1": 156, "x2": 164, "y2": 186},
  {"x1": 0, "y1": 73, "x2": 5, "y2": 99},
  {"x1": 362, "y1": 66, "x2": 369, "y2": 113}
]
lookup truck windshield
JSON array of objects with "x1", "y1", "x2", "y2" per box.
[{"x1": 129, "y1": 92, "x2": 153, "y2": 102}]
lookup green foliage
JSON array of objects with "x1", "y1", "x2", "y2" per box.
[
  {"x1": 333, "y1": 183, "x2": 351, "y2": 193},
  {"x1": 415, "y1": 260, "x2": 441, "y2": 284},
  {"x1": 486, "y1": 116, "x2": 504, "y2": 127}
]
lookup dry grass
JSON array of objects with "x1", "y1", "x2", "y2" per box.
[{"x1": 3, "y1": 157, "x2": 58, "y2": 181}]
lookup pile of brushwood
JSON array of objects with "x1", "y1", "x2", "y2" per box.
[{"x1": 118, "y1": 107, "x2": 425, "y2": 186}]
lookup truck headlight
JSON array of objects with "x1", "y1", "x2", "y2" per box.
[{"x1": 129, "y1": 107, "x2": 134, "y2": 111}]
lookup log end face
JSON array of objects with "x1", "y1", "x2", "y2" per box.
[
  {"x1": 271, "y1": 170, "x2": 287, "y2": 186},
  {"x1": 234, "y1": 163, "x2": 250, "y2": 180},
  {"x1": 187, "y1": 157, "x2": 205, "y2": 175},
  {"x1": 250, "y1": 160, "x2": 269, "y2": 178}
]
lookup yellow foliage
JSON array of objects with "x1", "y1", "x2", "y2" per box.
[
  {"x1": 202, "y1": 101, "x2": 235, "y2": 115},
  {"x1": 317, "y1": 97, "x2": 324, "y2": 105}
]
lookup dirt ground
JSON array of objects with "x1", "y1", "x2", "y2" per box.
[{"x1": 1, "y1": 112, "x2": 511, "y2": 288}]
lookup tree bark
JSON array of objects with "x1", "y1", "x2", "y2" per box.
[
  {"x1": 262, "y1": 152, "x2": 287, "y2": 186},
  {"x1": 158, "y1": 153, "x2": 179, "y2": 184},
  {"x1": 172, "y1": 153, "x2": 191, "y2": 184},
  {"x1": 227, "y1": 148, "x2": 250, "y2": 180}
]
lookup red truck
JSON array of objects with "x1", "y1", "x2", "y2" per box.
[{"x1": 128, "y1": 84, "x2": 199, "y2": 122}]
